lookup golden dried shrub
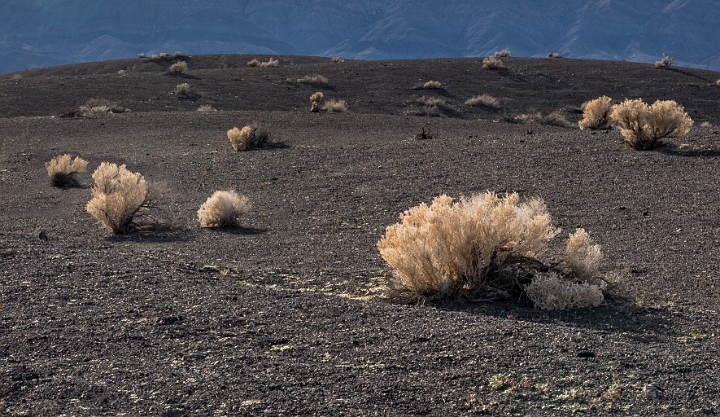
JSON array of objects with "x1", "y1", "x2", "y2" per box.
[
  {"x1": 377, "y1": 192, "x2": 559, "y2": 299},
  {"x1": 322, "y1": 99, "x2": 348, "y2": 113},
  {"x1": 227, "y1": 124, "x2": 271, "y2": 151},
  {"x1": 176, "y1": 83, "x2": 191, "y2": 98},
  {"x1": 85, "y1": 162, "x2": 150, "y2": 234},
  {"x1": 465, "y1": 94, "x2": 500, "y2": 108},
  {"x1": 198, "y1": 191, "x2": 251, "y2": 228},
  {"x1": 609, "y1": 99, "x2": 693, "y2": 149},
  {"x1": 524, "y1": 272, "x2": 604, "y2": 310},
  {"x1": 423, "y1": 80, "x2": 442, "y2": 89},
  {"x1": 483, "y1": 57, "x2": 504, "y2": 69},
  {"x1": 168, "y1": 61, "x2": 188, "y2": 74},
  {"x1": 46, "y1": 154, "x2": 88, "y2": 187},
  {"x1": 310, "y1": 92, "x2": 324, "y2": 112},
  {"x1": 564, "y1": 228, "x2": 602, "y2": 280},
  {"x1": 578, "y1": 96, "x2": 612, "y2": 130}
]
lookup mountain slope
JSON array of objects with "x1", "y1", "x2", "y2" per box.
[{"x1": 0, "y1": 0, "x2": 718, "y2": 73}]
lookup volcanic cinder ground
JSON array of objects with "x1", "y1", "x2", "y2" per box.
[{"x1": 1, "y1": 54, "x2": 720, "y2": 416}]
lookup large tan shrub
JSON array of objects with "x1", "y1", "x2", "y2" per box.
[
  {"x1": 198, "y1": 191, "x2": 251, "y2": 228},
  {"x1": 483, "y1": 57, "x2": 504, "y2": 69},
  {"x1": 46, "y1": 154, "x2": 88, "y2": 187},
  {"x1": 609, "y1": 99, "x2": 693, "y2": 149},
  {"x1": 176, "y1": 83, "x2": 191, "y2": 98},
  {"x1": 310, "y1": 92, "x2": 324, "y2": 112},
  {"x1": 524, "y1": 272, "x2": 603, "y2": 310},
  {"x1": 227, "y1": 123, "x2": 271, "y2": 151},
  {"x1": 377, "y1": 192, "x2": 559, "y2": 299},
  {"x1": 86, "y1": 163, "x2": 151, "y2": 234},
  {"x1": 578, "y1": 96, "x2": 613, "y2": 130}
]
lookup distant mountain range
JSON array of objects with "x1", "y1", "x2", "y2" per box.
[{"x1": 1, "y1": 0, "x2": 719, "y2": 73}]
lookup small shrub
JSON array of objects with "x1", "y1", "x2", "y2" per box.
[
  {"x1": 547, "y1": 52, "x2": 562, "y2": 58},
  {"x1": 297, "y1": 74, "x2": 329, "y2": 85},
  {"x1": 247, "y1": 59, "x2": 260, "y2": 67},
  {"x1": 416, "y1": 96, "x2": 452, "y2": 117},
  {"x1": 176, "y1": 83, "x2": 191, "y2": 98},
  {"x1": 330, "y1": 57, "x2": 345, "y2": 63},
  {"x1": 423, "y1": 80, "x2": 442, "y2": 89},
  {"x1": 137, "y1": 53, "x2": 146, "y2": 58},
  {"x1": 117, "y1": 69, "x2": 127, "y2": 76},
  {"x1": 159, "y1": 52, "x2": 168, "y2": 58},
  {"x1": 482, "y1": 57, "x2": 504, "y2": 70},
  {"x1": 197, "y1": 104, "x2": 216, "y2": 112},
  {"x1": 415, "y1": 127, "x2": 433, "y2": 140},
  {"x1": 700, "y1": 121, "x2": 712, "y2": 128},
  {"x1": 578, "y1": 96, "x2": 613, "y2": 130},
  {"x1": 564, "y1": 229, "x2": 602, "y2": 280},
  {"x1": 494, "y1": 50, "x2": 512, "y2": 58},
  {"x1": 377, "y1": 192, "x2": 559, "y2": 299},
  {"x1": 654, "y1": 54, "x2": 673, "y2": 69},
  {"x1": 310, "y1": 92, "x2": 324, "y2": 112},
  {"x1": 716, "y1": 79, "x2": 720, "y2": 87},
  {"x1": 85, "y1": 162, "x2": 151, "y2": 234},
  {"x1": 465, "y1": 94, "x2": 500, "y2": 108},
  {"x1": 541, "y1": 110, "x2": 570, "y2": 127},
  {"x1": 197, "y1": 190, "x2": 251, "y2": 228},
  {"x1": 168, "y1": 61, "x2": 188, "y2": 74},
  {"x1": 259, "y1": 58, "x2": 279, "y2": 67},
  {"x1": 322, "y1": 99, "x2": 348, "y2": 113},
  {"x1": 173, "y1": 51, "x2": 183, "y2": 57},
  {"x1": 609, "y1": 98, "x2": 693, "y2": 149},
  {"x1": 227, "y1": 123, "x2": 272, "y2": 151},
  {"x1": 46, "y1": 154, "x2": 88, "y2": 187},
  {"x1": 524, "y1": 272, "x2": 603, "y2": 310}
]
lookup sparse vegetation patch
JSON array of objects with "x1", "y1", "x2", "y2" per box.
[
  {"x1": 297, "y1": 74, "x2": 329, "y2": 85},
  {"x1": 465, "y1": 94, "x2": 500, "y2": 108},
  {"x1": 322, "y1": 99, "x2": 348, "y2": 113}
]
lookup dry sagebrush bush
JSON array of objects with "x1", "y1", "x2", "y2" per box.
[
  {"x1": 322, "y1": 99, "x2": 348, "y2": 113},
  {"x1": 494, "y1": 50, "x2": 512, "y2": 58},
  {"x1": 46, "y1": 154, "x2": 88, "y2": 187},
  {"x1": 654, "y1": 54, "x2": 673, "y2": 69},
  {"x1": 423, "y1": 80, "x2": 442, "y2": 89},
  {"x1": 524, "y1": 272, "x2": 603, "y2": 310},
  {"x1": 86, "y1": 163, "x2": 151, "y2": 234},
  {"x1": 565, "y1": 228, "x2": 602, "y2": 280},
  {"x1": 176, "y1": 83, "x2": 191, "y2": 98},
  {"x1": 610, "y1": 99, "x2": 693, "y2": 149},
  {"x1": 310, "y1": 92, "x2": 324, "y2": 112},
  {"x1": 297, "y1": 74, "x2": 328, "y2": 85},
  {"x1": 260, "y1": 58, "x2": 279, "y2": 67},
  {"x1": 578, "y1": 96, "x2": 613, "y2": 130},
  {"x1": 168, "y1": 61, "x2": 188, "y2": 74},
  {"x1": 227, "y1": 124, "x2": 271, "y2": 151},
  {"x1": 197, "y1": 104, "x2": 216, "y2": 112},
  {"x1": 247, "y1": 59, "x2": 259, "y2": 67},
  {"x1": 198, "y1": 191, "x2": 251, "y2": 228},
  {"x1": 465, "y1": 94, "x2": 500, "y2": 108},
  {"x1": 377, "y1": 192, "x2": 559, "y2": 299},
  {"x1": 482, "y1": 57, "x2": 504, "y2": 69},
  {"x1": 547, "y1": 52, "x2": 562, "y2": 58},
  {"x1": 330, "y1": 57, "x2": 345, "y2": 63}
]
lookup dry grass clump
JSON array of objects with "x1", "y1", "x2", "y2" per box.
[
  {"x1": 197, "y1": 190, "x2": 251, "y2": 228},
  {"x1": 297, "y1": 74, "x2": 329, "y2": 85},
  {"x1": 524, "y1": 272, "x2": 603, "y2": 310},
  {"x1": 547, "y1": 52, "x2": 562, "y2": 58},
  {"x1": 46, "y1": 154, "x2": 88, "y2": 187},
  {"x1": 494, "y1": 50, "x2": 512, "y2": 58},
  {"x1": 85, "y1": 163, "x2": 152, "y2": 234},
  {"x1": 513, "y1": 111, "x2": 569, "y2": 127},
  {"x1": 330, "y1": 57, "x2": 345, "y2": 63},
  {"x1": 197, "y1": 104, "x2": 217, "y2": 112},
  {"x1": 168, "y1": 61, "x2": 188, "y2": 74},
  {"x1": 310, "y1": 92, "x2": 324, "y2": 112},
  {"x1": 609, "y1": 99, "x2": 693, "y2": 149},
  {"x1": 700, "y1": 121, "x2": 712, "y2": 128},
  {"x1": 578, "y1": 96, "x2": 613, "y2": 130},
  {"x1": 247, "y1": 59, "x2": 259, "y2": 67},
  {"x1": 377, "y1": 192, "x2": 559, "y2": 299},
  {"x1": 465, "y1": 94, "x2": 500, "y2": 108},
  {"x1": 482, "y1": 57, "x2": 504, "y2": 70},
  {"x1": 655, "y1": 54, "x2": 673, "y2": 69},
  {"x1": 227, "y1": 123, "x2": 272, "y2": 151},
  {"x1": 176, "y1": 83, "x2": 191, "y2": 98},
  {"x1": 416, "y1": 96, "x2": 453, "y2": 117},
  {"x1": 260, "y1": 58, "x2": 279, "y2": 67},
  {"x1": 323, "y1": 99, "x2": 348, "y2": 113},
  {"x1": 75, "y1": 98, "x2": 129, "y2": 116},
  {"x1": 564, "y1": 228, "x2": 602, "y2": 280},
  {"x1": 423, "y1": 80, "x2": 443, "y2": 89}
]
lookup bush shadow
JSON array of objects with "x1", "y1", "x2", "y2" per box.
[
  {"x1": 208, "y1": 226, "x2": 267, "y2": 235},
  {"x1": 656, "y1": 147, "x2": 720, "y2": 157}
]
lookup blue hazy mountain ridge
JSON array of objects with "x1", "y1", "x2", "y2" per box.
[{"x1": 0, "y1": 0, "x2": 718, "y2": 73}]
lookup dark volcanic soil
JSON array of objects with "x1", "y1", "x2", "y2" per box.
[{"x1": 1, "y1": 55, "x2": 720, "y2": 416}]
